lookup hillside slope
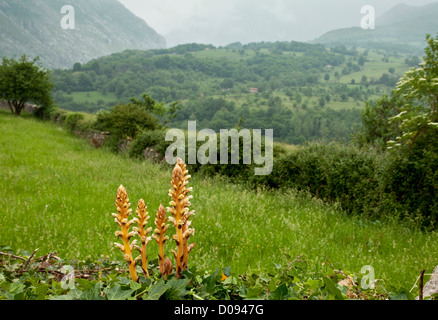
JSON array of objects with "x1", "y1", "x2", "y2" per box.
[
  {"x1": 0, "y1": 111, "x2": 438, "y2": 287},
  {"x1": 313, "y1": 3, "x2": 438, "y2": 52},
  {"x1": 0, "y1": 0, "x2": 166, "y2": 69}
]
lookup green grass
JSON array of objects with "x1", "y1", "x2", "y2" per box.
[
  {"x1": 1, "y1": 110, "x2": 437, "y2": 289},
  {"x1": 69, "y1": 91, "x2": 118, "y2": 104},
  {"x1": 337, "y1": 55, "x2": 408, "y2": 84}
]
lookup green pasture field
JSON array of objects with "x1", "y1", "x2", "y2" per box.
[
  {"x1": 68, "y1": 91, "x2": 118, "y2": 104},
  {"x1": 0, "y1": 110, "x2": 437, "y2": 289}
]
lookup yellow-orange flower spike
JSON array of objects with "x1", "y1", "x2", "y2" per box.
[
  {"x1": 152, "y1": 204, "x2": 170, "y2": 277},
  {"x1": 133, "y1": 199, "x2": 152, "y2": 277},
  {"x1": 112, "y1": 185, "x2": 138, "y2": 282},
  {"x1": 167, "y1": 158, "x2": 195, "y2": 278}
]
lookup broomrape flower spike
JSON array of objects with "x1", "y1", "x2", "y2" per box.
[
  {"x1": 112, "y1": 185, "x2": 138, "y2": 282},
  {"x1": 133, "y1": 199, "x2": 152, "y2": 277},
  {"x1": 167, "y1": 158, "x2": 195, "y2": 278},
  {"x1": 152, "y1": 204, "x2": 172, "y2": 278}
]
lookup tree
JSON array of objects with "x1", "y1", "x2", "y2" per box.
[
  {"x1": 0, "y1": 55, "x2": 53, "y2": 116},
  {"x1": 319, "y1": 97, "x2": 326, "y2": 107},
  {"x1": 355, "y1": 34, "x2": 438, "y2": 150},
  {"x1": 354, "y1": 34, "x2": 438, "y2": 227},
  {"x1": 389, "y1": 34, "x2": 438, "y2": 149},
  {"x1": 221, "y1": 78, "x2": 235, "y2": 89},
  {"x1": 130, "y1": 93, "x2": 166, "y2": 117},
  {"x1": 73, "y1": 62, "x2": 82, "y2": 72},
  {"x1": 163, "y1": 101, "x2": 181, "y2": 128},
  {"x1": 353, "y1": 94, "x2": 403, "y2": 149}
]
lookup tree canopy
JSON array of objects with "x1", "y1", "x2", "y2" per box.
[{"x1": 0, "y1": 55, "x2": 54, "y2": 116}]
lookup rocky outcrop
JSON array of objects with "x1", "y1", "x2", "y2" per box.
[
  {"x1": 0, "y1": 100, "x2": 39, "y2": 114},
  {"x1": 417, "y1": 265, "x2": 438, "y2": 300},
  {"x1": 143, "y1": 147, "x2": 163, "y2": 163}
]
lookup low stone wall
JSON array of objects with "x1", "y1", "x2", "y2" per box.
[{"x1": 0, "y1": 100, "x2": 39, "y2": 114}]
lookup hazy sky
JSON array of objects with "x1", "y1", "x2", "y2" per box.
[{"x1": 118, "y1": 0, "x2": 438, "y2": 47}]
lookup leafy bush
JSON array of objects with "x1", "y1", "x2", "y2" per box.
[
  {"x1": 256, "y1": 142, "x2": 379, "y2": 215},
  {"x1": 378, "y1": 133, "x2": 438, "y2": 229},
  {"x1": 128, "y1": 130, "x2": 170, "y2": 159},
  {"x1": 93, "y1": 103, "x2": 160, "y2": 140},
  {"x1": 33, "y1": 103, "x2": 55, "y2": 120},
  {"x1": 49, "y1": 108, "x2": 69, "y2": 124},
  {"x1": 65, "y1": 113, "x2": 85, "y2": 132}
]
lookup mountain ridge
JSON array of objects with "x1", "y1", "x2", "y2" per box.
[
  {"x1": 313, "y1": 2, "x2": 438, "y2": 52},
  {"x1": 0, "y1": 0, "x2": 166, "y2": 69}
]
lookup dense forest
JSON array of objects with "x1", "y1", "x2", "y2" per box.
[{"x1": 51, "y1": 41, "x2": 415, "y2": 144}]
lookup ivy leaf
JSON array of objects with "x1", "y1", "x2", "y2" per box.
[
  {"x1": 271, "y1": 283, "x2": 289, "y2": 300},
  {"x1": 388, "y1": 288, "x2": 414, "y2": 300},
  {"x1": 245, "y1": 287, "x2": 263, "y2": 299},
  {"x1": 305, "y1": 278, "x2": 321, "y2": 291},
  {"x1": 49, "y1": 288, "x2": 82, "y2": 300},
  {"x1": 75, "y1": 278, "x2": 94, "y2": 290},
  {"x1": 223, "y1": 266, "x2": 232, "y2": 277},
  {"x1": 164, "y1": 278, "x2": 191, "y2": 300},
  {"x1": 322, "y1": 276, "x2": 344, "y2": 300},
  {"x1": 144, "y1": 279, "x2": 171, "y2": 300},
  {"x1": 203, "y1": 268, "x2": 220, "y2": 294},
  {"x1": 49, "y1": 294, "x2": 76, "y2": 300},
  {"x1": 106, "y1": 284, "x2": 135, "y2": 300},
  {"x1": 130, "y1": 280, "x2": 142, "y2": 291},
  {"x1": 34, "y1": 284, "x2": 49, "y2": 296},
  {"x1": 81, "y1": 282, "x2": 105, "y2": 300}
]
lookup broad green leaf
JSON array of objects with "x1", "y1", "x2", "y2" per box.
[
  {"x1": 245, "y1": 287, "x2": 263, "y2": 299},
  {"x1": 9, "y1": 282, "x2": 25, "y2": 294},
  {"x1": 106, "y1": 284, "x2": 134, "y2": 300},
  {"x1": 34, "y1": 284, "x2": 49, "y2": 296},
  {"x1": 144, "y1": 279, "x2": 171, "y2": 300},
  {"x1": 389, "y1": 288, "x2": 414, "y2": 300},
  {"x1": 223, "y1": 266, "x2": 232, "y2": 277},
  {"x1": 75, "y1": 278, "x2": 94, "y2": 290},
  {"x1": 322, "y1": 276, "x2": 344, "y2": 300},
  {"x1": 49, "y1": 288, "x2": 82, "y2": 300},
  {"x1": 305, "y1": 278, "x2": 321, "y2": 291},
  {"x1": 203, "y1": 268, "x2": 220, "y2": 294},
  {"x1": 271, "y1": 283, "x2": 289, "y2": 300},
  {"x1": 49, "y1": 294, "x2": 76, "y2": 300},
  {"x1": 130, "y1": 280, "x2": 142, "y2": 291},
  {"x1": 80, "y1": 282, "x2": 104, "y2": 300},
  {"x1": 165, "y1": 278, "x2": 191, "y2": 300},
  {"x1": 223, "y1": 276, "x2": 237, "y2": 286}
]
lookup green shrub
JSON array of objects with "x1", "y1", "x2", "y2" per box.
[
  {"x1": 128, "y1": 130, "x2": 170, "y2": 159},
  {"x1": 49, "y1": 108, "x2": 68, "y2": 124},
  {"x1": 65, "y1": 113, "x2": 85, "y2": 132},
  {"x1": 33, "y1": 103, "x2": 55, "y2": 120},
  {"x1": 377, "y1": 130, "x2": 438, "y2": 229},
  {"x1": 93, "y1": 103, "x2": 160, "y2": 140},
  {"x1": 256, "y1": 142, "x2": 380, "y2": 215}
]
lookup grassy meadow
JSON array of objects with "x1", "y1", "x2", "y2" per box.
[{"x1": 1, "y1": 110, "x2": 437, "y2": 289}]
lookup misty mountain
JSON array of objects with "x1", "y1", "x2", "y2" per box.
[
  {"x1": 313, "y1": 2, "x2": 438, "y2": 53},
  {"x1": 0, "y1": 0, "x2": 166, "y2": 69}
]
